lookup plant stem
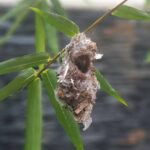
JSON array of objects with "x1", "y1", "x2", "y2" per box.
[
  {"x1": 37, "y1": 48, "x2": 66, "y2": 77},
  {"x1": 84, "y1": 0, "x2": 128, "y2": 33}
]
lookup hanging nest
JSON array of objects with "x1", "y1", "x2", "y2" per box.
[{"x1": 56, "y1": 33, "x2": 103, "y2": 130}]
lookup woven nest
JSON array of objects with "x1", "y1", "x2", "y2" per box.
[{"x1": 56, "y1": 33, "x2": 102, "y2": 130}]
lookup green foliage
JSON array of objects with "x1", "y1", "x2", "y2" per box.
[
  {"x1": 0, "y1": 0, "x2": 60, "y2": 45},
  {"x1": 35, "y1": 12, "x2": 46, "y2": 69},
  {"x1": 25, "y1": 78, "x2": 42, "y2": 150},
  {"x1": 40, "y1": 0, "x2": 60, "y2": 55},
  {"x1": 112, "y1": 5, "x2": 150, "y2": 21},
  {"x1": 46, "y1": 69, "x2": 57, "y2": 89},
  {"x1": 96, "y1": 70, "x2": 128, "y2": 107},
  {"x1": 35, "y1": 14, "x2": 45, "y2": 53},
  {"x1": 30, "y1": 7, "x2": 80, "y2": 37},
  {"x1": 0, "y1": 53, "x2": 50, "y2": 75},
  {"x1": 45, "y1": 24, "x2": 59, "y2": 55},
  {"x1": 0, "y1": 68, "x2": 36, "y2": 101},
  {"x1": 42, "y1": 70, "x2": 83, "y2": 150}
]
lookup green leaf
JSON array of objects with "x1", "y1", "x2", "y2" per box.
[
  {"x1": 47, "y1": 69, "x2": 57, "y2": 89},
  {"x1": 42, "y1": 70, "x2": 83, "y2": 150},
  {"x1": 145, "y1": 52, "x2": 150, "y2": 63},
  {"x1": 0, "y1": 53, "x2": 50, "y2": 75},
  {"x1": 51, "y1": 0, "x2": 66, "y2": 16},
  {"x1": 35, "y1": 13, "x2": 45, "y2": 53},
  {"x1": 112, "y1": 5, "x2": 150, "y2": 21},
  {"x1": 96, "y1": 70, "x2": 128, "y2": 107},
  {"x1": 35, "y1": 13, "x2": 46, "y2": 69},
  {"x1": 45, "y1": 23, "x2": 59, "y2": 55},
  {"x1": 30, "y1": 7, "x2": 79, "y2": 37},
  {"x1": 25, "y1": 78, "x2": 42, "y2": 150},
  {"x1": 40, "y1": 1, "x2": 59, "y2": 55},
  {"x1": 0, "y1": 68, "x2": 36, "y2": 101}
]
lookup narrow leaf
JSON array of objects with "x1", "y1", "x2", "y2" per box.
[
  {"x1": 0, "y1": 53, "x2": 50, "y2": 75},
  {"x1": 0, "y1": 68, "x2": 36, "y2": 101},
  {"x1": 30, "y1": 7, "x2": 79, "y2": 37},
  {"x1": 45, "y1": 23, "x2": 59, "y2": 55},
  {"x1": 35, "y1": 13, "x2": 45, "y2": 53},
  {"x1": 25, "y1": 78, "x2": 42, "y2": 150},
  {"x1": 96, "y1": 70, "x2": 128, "y2": 107},
  {"x1": 41, "y1": 1, "x2": 59, "y2": 55},
  {"x1": 42, "y1": 70, "x2": 83, "y2": 150},
  {"x1": 47, "y1": 69, "x2": 57, "y2": 89},
  {"x1": 112, "y1": 5, "x2": 150, "y2": 21}
]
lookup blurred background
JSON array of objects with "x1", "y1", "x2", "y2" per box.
[{"x1": 0, "y1": 0, "x2": 150, "y2": 150}]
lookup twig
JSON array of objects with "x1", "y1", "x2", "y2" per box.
[
  {"x1": 84, "y1": 0, "x2": 128, "y2": 33},
  {"x1": 37, "y1": 48, "x2": 66, "y2": 77}
]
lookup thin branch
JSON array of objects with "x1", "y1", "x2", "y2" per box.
[
  {"x1": 37, "y1": 48, "x2": 66, "y2": 77},
  {"x1": 84, "y1": 0, "x2": 128, "y2": 33}
]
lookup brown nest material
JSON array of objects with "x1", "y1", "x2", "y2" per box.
[{"x1": 56, "y1": 33, "x2": 103, "y2": 130}]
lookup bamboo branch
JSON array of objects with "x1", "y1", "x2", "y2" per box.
[{"x1": 84, "y1": 0, "x2": 128, "y2": 33}]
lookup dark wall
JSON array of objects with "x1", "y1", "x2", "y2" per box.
[{"x1": 0, "y1": 8, "x2": 150, "y2": 150}]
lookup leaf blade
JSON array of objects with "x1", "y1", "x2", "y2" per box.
[
  {"x1": 42, "y1": 70, "x2": 83, "y2": 150},
  {"x1": 45, "y1": 24, "x2": 59, "y2": 55},
  {"x1": 0, "y1": 68, "x2": 36, "y2": 101},
  {"x1": 40, "y1": 1, "x2": 59, "y2": 55},
  {"x1": 96, "y1": 70, "x2": 128, "y2": 107},
  {"x1": 25, "y1": 78, "x2": 42, "y2": 150},
  {"x1": 0, "y1": 53, "x2": 50, "y2": 75},
  {"x1": 47, "y1": 69, "x2": 57, "y2": 89},
  {"x1": 30, "y1": 7, "x2": 79, "y2": 37},
  {"x1": 35, "y1": 13, "x2": 45, "y2": 53},
  {"x1": 112, "y1": 5, "x2": 150, "y2": 21}
]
